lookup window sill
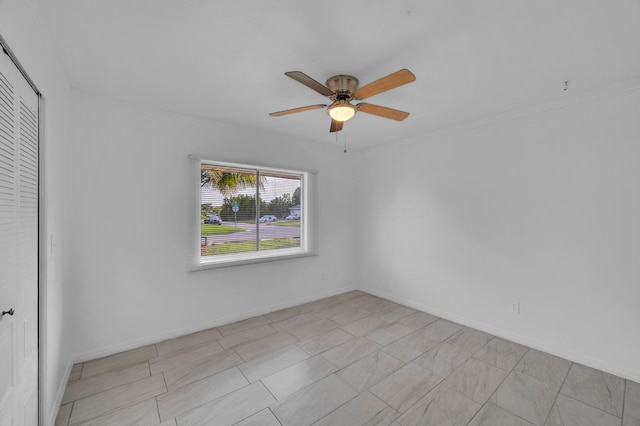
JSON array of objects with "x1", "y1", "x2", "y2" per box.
[{"x1": 191, "y1": 248, "x2": 317, "y2": 271}]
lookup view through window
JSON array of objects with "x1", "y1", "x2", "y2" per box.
[{"x1": 199, "y1": 161, "x2": 306, "y2": 264}]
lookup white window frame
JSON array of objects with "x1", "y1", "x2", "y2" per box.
[{"x1": 191, "y1": 157, "x2": 316, "y2": 270}]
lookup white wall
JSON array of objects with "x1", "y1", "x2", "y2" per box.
[
  {"x1": 356, "y1": 87, "x2": 640, "y2": 382},
  {"x1": 0, "y1": 0, "x2": 74, "y2": 423},
  {"x1": 66, "y1": 92, "x2": 357, "y2": 361}
]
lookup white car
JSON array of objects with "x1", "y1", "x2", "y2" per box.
[
  {"x1": 258, "y1": 215, "x2": 278, "y2": 223},
  {"x1": 285, "y1": 213, "x2": 300, "y2": 220}
]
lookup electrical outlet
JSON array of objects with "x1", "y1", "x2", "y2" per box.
[{"x1": 510, "y1": 302, "x2": 520, "y2": 315}]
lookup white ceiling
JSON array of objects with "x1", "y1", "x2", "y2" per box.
[{"x1": 33, "y1": 0, "x2": 640, "y2": 150}]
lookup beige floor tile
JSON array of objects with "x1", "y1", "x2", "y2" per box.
[
  {"x1": 69, "y1": 375, "x2": 166, "y2": 425},
  {"x1": 157, "y1": 367, "x2": 248, "y2": 421},
  {"x1": 321, "y1": 336, "x2": 381, "y2": 369},
  {"x1": 416, "y1": 319, "x2": 463, "y2": 342},
  {"x1": 560, "y1": 363, "x2": 625, "y2": 417},
  {"x1": 546, "y1": 394, "x2": 621, "y2": 426},
  {"x1": 360, "y1": 299, "x2": 399, "y2": 316},
  {"x1": 55, "y1": 403, "x2": 72, "y2": 426},
  {"x1": 55, "y1": 292, "x2": 635, "y2": 426},
  {"x1": 264, "y1": 305, "x2": 307, "y2": 322},
  {"x1": 177, "y1": 382, "x2": 276, "y2": 426},
  {"x1": 239, "y1": 345, "x2": 310, "y2": 382},
  {"x1": 162, "y1": 348, "x2": 243, "y2": 390},
  {"x1": 468, "y1": 402, "x2": 534, "y2": 426},
  {"x1": 262, "y1": 355, "x2": 338, "y2": 400},
  {"x1": 379, "y1": 306, "x2": 416, "y2": 323},
  {"x1": 235, "y1": 332, "x2": 297, "y2": 361},
  {"x1": 149, "y1": 340, "x2": 224, "y2": 375},
  {"x1": 396, "y1": 311, "x2": 439, "y2": 330},
  {"x1": 344, "y1": 294, "x2": 379, "y2": 308},
  {"x1": 444, "y1": 327, "x2": 494, "y2": 354},
  {"x1": 62, "y1": 362, "x2": 150, "y2": 404},
  {"x1": 68, "y1": 364, "x2": 83, "y2": 383},
  {"x1": 514, "y1": 349, "x2": 572, "y2": 388},
  {"x1": 81, "y1": 345, "x2": 157, "y2": 378},
  {"x1": 624, "y1": 414, "x2": 640, "y2": 426},
  {"x1": 317, "y1": 295, "x2": 347, "y2": 306},
  {"x1": 367, "y1": 323, "x2": 413, "y2": 346},
  {"x1": 397, "y1": 384, "x2": 481, "y2": 426},
  {"x1": 474, "y1": 337, "x2": 529, "y2": 371},
  {"x1": 217, "y1": 315, "x2": 271, "y2": 336},
  {"x1": 412, "y1": 342, "x2": 472, "y2": 377},
  {"x1": 313, "y1": 391, "x2": 395, "y2": 426},
  {"x1": 382, "y1": 331, "x2": 439, "y2": 363},
  {"x1": 337, "y1": 351, "x2": 405, "y2": 392},
  {"x1": 289, "y1": 318, "x2": 339, "y2": 341},
  {"x1": 78, "y1": 399, "x2": 159, "y2": 426},
  {"x1": 297, "y1": 328, "x2": 354, "y2": 356},
  {"x1": 370, "y1": 363, "x2": 443, "y2": 413},
  {"x1": 271, "y1": 375, "x2": 358, "y2": 426},
  {"x1": 331, "y1": 308, "x2": 372, "y2": 326},
  {"x1": 364, "y1": 406, "x2": 401, "y2": 426},
  {"x1": 443, "y1": 358, "x2": 508, "y2": 404},
  {"x1": 341, "y1": 317, "x2": 389, "y2": 337},
  {"x1": 271, "y1": 313, "x2": 320, "y2": 333},
  {"x1": 155, "y1": 328, "x2": 221, "y2": 357},
  {"x1": 626, "y1": 380, "x2": 640, "y2": 420},
  {"x1": 217, "y1": 324, "x2": 277, "y2": 349},
  {"x1": 491, "y1": 371, "x2": 559, "y2": 426},
  {"x1": 235, "y1": 408, "x2": 281, "y2": 426},
  {"x1": 313, "y1": 303, "x2": 356, "y2": 320}
]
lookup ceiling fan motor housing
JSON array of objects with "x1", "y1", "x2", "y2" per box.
[{"x1": 326, "y1": 75, "x2": 359, "y2": 101}]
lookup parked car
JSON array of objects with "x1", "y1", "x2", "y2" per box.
[
  {"x1": 204, "y1": 214, "x2": 222, "y2": 225},
  {"x1": 258, "y1": 215, "x2": 278, "y2": 223},
  {"x1": 285, "y1": 213, "x2": 300, "y2": 220}
]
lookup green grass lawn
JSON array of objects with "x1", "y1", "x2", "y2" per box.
[
  {"x1": 201, "y1": 224, "x2": 246, "y2": 235},
  {"x1": 201, "y1": 238, "x2": 300, "y2": 256},
  {"x1": 274, "y1": 220, "x2": 300, "y2": 227}
]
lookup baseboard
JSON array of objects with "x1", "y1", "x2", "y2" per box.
[
  {"x1": 72, "y1": 285, "x2": 355, "y2": 364},
  {"x1": 361, "y1": 287, "x2": 640, "y2": 383}
]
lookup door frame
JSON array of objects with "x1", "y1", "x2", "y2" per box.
[{"x1": 0, "y1": 33, "x2": 43, "y2": 425}]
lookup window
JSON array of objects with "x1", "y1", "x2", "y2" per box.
[{"x1": 194, "y1": 159, "x2": 313, "y2": 269}]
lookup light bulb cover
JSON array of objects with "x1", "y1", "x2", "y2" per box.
[{"x1": 327, "y1": 101, "x2": 356, "y2": 122}]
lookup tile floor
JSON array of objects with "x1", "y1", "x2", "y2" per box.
[{"x1": 55, "y1": 291, "x2": 640, "y2": 426}]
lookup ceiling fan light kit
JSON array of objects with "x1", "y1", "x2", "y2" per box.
[
  {"x1": 270, "y1": 69, "x2": 415, "y2": 132},
  {"x1": 327, "y1": 100, "x2": 356, "y2": 122}
]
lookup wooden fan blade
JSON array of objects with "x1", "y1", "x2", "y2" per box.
[
  {"x1": 270, "y1": 104, "x2": 327, "y2": 117},
  {"x1": 357, "y1": 103, "x2": 410, "y2": 121},
  {"x1": 330, "y1": 119, "x2": 343, "y2": 132},
  {"x1": 285, "y1": 71, "x2": 334, "y2": 97},
  {"x1": 353, "y1": 69, "x2": 416, "y2": 100}
]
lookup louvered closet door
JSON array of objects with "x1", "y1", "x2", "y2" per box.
[{"x1": 0, "y1": 48, "x2": 39, "y2": 426}]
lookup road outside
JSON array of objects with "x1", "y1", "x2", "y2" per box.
[{"x1": 201, "y1": 221, "x2": 300, "y2": 246}]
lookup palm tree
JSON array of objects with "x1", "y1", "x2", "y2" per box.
[{"x1": 201, "y1": 167, "x2": 265, "y2": 195}]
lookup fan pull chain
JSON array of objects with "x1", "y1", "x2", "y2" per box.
[{"x1": 335, "y1": 130, "x2": 347, "y2": 154}]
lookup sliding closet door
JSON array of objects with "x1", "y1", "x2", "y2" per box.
[{"x1": 0, "y1": 47, "x2": 39, "y2": 426}]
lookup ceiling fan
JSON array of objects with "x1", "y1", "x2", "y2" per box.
[{"x1": 270, "y1": 69, "x2": 416, "y2": 132}]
